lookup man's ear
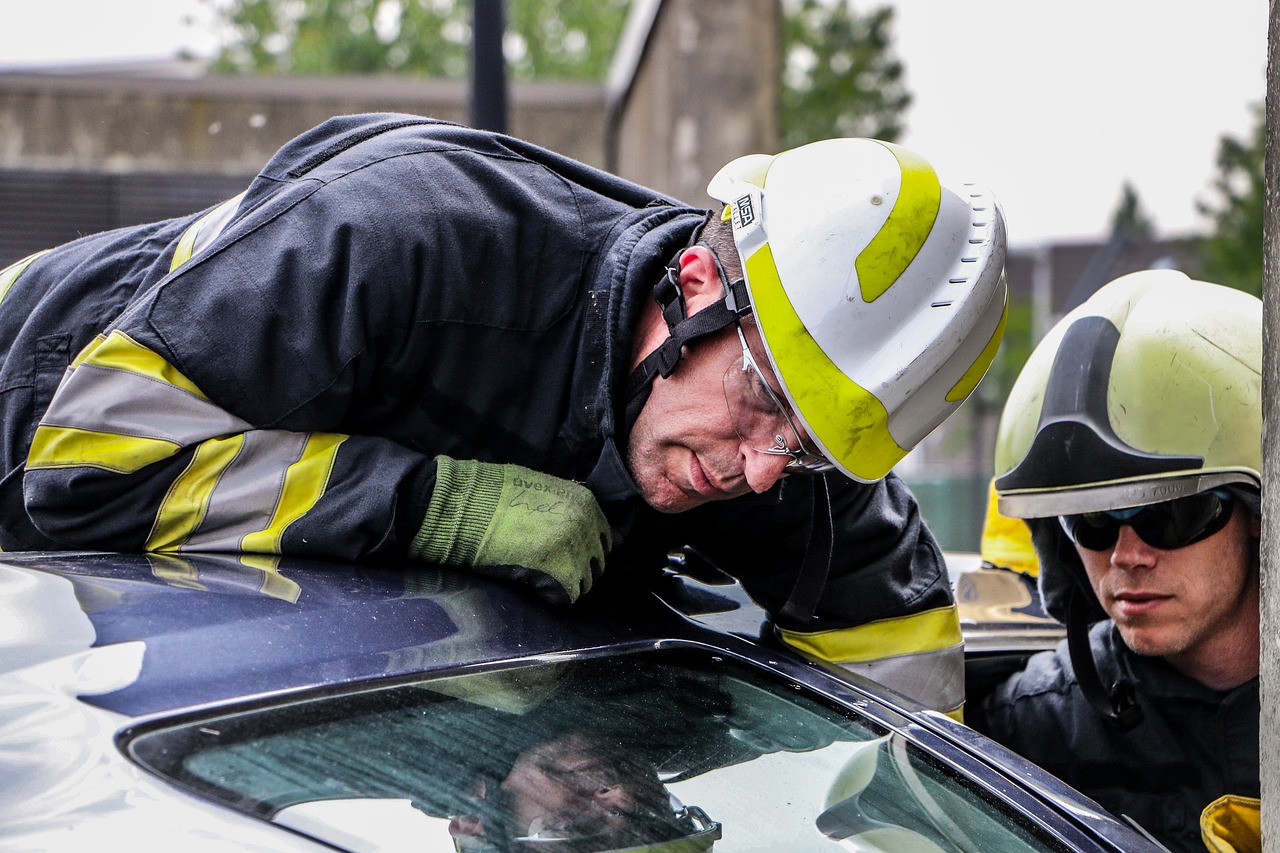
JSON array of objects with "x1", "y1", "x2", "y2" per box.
[{"x1": 676, "y1": 246, "x2": 725, "y2": 314}]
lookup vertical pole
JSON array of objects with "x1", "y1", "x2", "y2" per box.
[
  {"x1": 1260, "y1": 0, "x2": 1278, "y2": 846},
  {"x1": 470, "y1": 0, "x2": 508, "y2": 133}
]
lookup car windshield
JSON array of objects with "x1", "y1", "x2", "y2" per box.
[{"x1": 127, "y1": 648, "x2": 1064, "y2": 852}]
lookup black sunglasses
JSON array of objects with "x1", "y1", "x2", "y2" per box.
[{"x1": 1059, "y1": 489, "x2": 1235, "y2": 552}]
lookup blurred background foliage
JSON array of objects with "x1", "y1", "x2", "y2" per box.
[
  {"x1": 201, "y1": 0, "x2": 911, "y2": 146},
  {"x1": 1195, "y1": 103, "x2": 1264, "y2": 296}
]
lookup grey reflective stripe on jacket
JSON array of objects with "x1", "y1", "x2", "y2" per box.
[{"x1": 835, "y1": 642, "x2": 965, "y2": 715}]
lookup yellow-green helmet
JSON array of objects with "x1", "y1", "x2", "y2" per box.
[
  {"x1": 708, "y1": 138, "x2": 1008, "y2": 483},
  {"x1": 994, "y1": 269, "x2": 1261, "y2": 519},
  {"x1": 992, "y1": 269, "x2": 1260, "y2": 731}
]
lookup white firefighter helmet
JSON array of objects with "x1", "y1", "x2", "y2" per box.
[{"x1": 707, "y1": 137, "x2": 1008, "y2": 482}]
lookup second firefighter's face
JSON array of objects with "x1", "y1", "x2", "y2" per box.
[{"x1": 1074, "y1": 503, "x2": 1260, "y2": 671}]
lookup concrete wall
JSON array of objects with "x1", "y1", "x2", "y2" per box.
[
  {"x1": 0, "y1": 0, "x2": 780, "y2": 200},
  {"x1": 0, "y1": 72, "x2": 607, "y2": 176},
  {"x1": 609, "y1": 0, "x2": 780, "y2": 206},
  {"x1": 0, "y1": 0, "x2": 780, "y2": 267}
]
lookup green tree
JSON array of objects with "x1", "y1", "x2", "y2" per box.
[
  {"x1": 201, "y1": 0, "x2": 911, "y2": 143},
  {"x1": 780, "y1": 0, "x2": 909, "y2": 147},
  {"x1": 1195, "y1": 103, "x2": 1264, "y2": 296},
  {"x1": 1108, "y1": 181, "x2": 1154, "y2": 240},
  {"x1": 202, "y1": 0, "x2": 630, "y2": 81}
]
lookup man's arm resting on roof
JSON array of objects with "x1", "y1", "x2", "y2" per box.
[
  {"x1": 22, "y1": 332, "x2": 612, "y2": 603},
  {"x1": 411, "y1": 455, "x2": 610, "y2": 605}
]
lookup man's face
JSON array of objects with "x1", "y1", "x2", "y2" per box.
[
  {"x1": 488, "y1": 732, "x2": 675, "y2": 851},
  {"x1": 499, "y1": 735, "x2": 637, "y2": 838},
  {"x1": 1074, "y1": 503, "x2": 1260, "y2": 672},
  {"x1": 627, "y1": 323, "x2": 794, "y2": 513}
]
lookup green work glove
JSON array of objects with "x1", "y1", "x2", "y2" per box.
[{"x1": 411, "y1": 456, "x2": 612, "y2": 605}]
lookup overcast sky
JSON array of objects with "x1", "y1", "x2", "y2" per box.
[{"x1": 2, "y1": 1, "x2": 1267, "y2": 247}]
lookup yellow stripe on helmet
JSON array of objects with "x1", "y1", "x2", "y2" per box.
[
  {"x1": 946, "y1": 295, "x2": 1007, "y2": 403},
  {"x1": 745, "y1": 245, "x2": 906, "y2": 481},
  {"x1": 855, "y1": 142, "x2": 941, "y2": 303}
]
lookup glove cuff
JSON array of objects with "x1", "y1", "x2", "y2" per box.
[{"x1": 412, "y1": 456, "x2": 505, "y2": 564}]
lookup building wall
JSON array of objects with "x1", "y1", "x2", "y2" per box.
[
  {"x1": 0, "y1": 72, "x2": 606, "y2": 175},
  {"x1": 610, "y1": 0, "x2": 780, "y2": 206},
  {"x1": 0, "y1": 72, "x2": 610, "y2": 267},
  {"x1": 0, "y1": 0, "x2": 781, "y2": 267}
]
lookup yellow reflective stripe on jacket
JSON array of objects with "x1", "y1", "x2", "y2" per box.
[
  {"x1": 0, "y1": 249, "x2": 50, "y2": 306},
  {"x1": 777, "y1": 604, "x2": 962, "y2": 662},
  {"x1": 74, "y1": 330, "x2": 206, "y2": 397},
  {"x1": 28, "y1": 426, "x2": 183, "y2": 474},
  {"x1": 170, "y1": 192, "x2": 246, "y2": 272},
  {"x1": 779, "y1": 604, "x2": 965, "y2": 714},
  {"x1": 147, "y1": 429, "x2": 346, "y2": 555},
  {"x1": 240, "y1": 432, "x2": 345, "y2": 554},
  {"x1": 29, "y1": 331, "x2": 251, "y2": 474},
  {"x1": 146, "y1": 434, "x2": 247, "y2": 551}
]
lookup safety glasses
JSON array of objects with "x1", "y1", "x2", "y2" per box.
[
  {"x1": 722, "y1": 324, "x2": 833, "y2": 474},
  {"x1": 1058, "y1": 489, "x2": 1235, "y2": 552}
]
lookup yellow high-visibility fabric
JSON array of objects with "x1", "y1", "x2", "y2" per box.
[
  {"x1": 980, "y1": 478, "x2": 1038, "y2": 577},
  {"x1": 778, "y1": 605, "x2": 962, "y2": 662},
  {"x1": 1200, "y1": 795, "x2": 1260, "y2": 853}
]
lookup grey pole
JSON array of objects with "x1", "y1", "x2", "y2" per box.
[{"x1": 1260, "y1": 0, "x2": 1277, "y2": 846}]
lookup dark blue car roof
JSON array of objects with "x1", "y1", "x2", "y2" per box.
[
  {"x1": 2, "y1": 551, "x2": 729, "y2": 718},
  {"x1": 0, "y1": 550, "x2": 1165, "y2": 853}
]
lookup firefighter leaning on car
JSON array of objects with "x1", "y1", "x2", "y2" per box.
[
  {"x1": 969, "y1": 271, "x2": 1261, "y2": 853},
  {"x1": 0, "y1": 114, "x2": 1008, "y2": 717}
]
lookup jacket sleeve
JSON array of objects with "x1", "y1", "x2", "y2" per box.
[
  {"x1": 22, "y1": 178, "x2": 437, "y2": 560},
  {"x1": 23, "y1": 329, "x2": 434, "y2": 560},
  {"x1": 668, "y1": 473, "x2": 964, "y2": 715}
]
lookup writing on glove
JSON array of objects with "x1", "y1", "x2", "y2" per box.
[{"x1": 411, "y1": 455, "x2": 612, "y2": 605}]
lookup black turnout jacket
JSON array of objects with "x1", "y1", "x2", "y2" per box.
[
  {"x1": 0, "y1": 115, "x2": 958, "y2": 692},
  {"x1": 975, "y1": 621, "x2": 1259, "y2": 853}
]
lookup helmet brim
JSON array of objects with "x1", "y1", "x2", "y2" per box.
[{"x1": 997, "y1": 469, "x2": 1261, "y2": 518}]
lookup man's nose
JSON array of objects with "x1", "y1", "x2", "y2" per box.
[
  {"x1": 741, "y1": 444, "x2": 789, "y2": 493},
  {"x1": 1111, "y1": 524, "x2": 1157, "y2": 568}
]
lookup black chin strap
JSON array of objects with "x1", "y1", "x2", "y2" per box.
[
  {"x1": 623, "y1": 231, "x2": 750, "y2": 429},
  {"x1": 1066, "y1": 582, "x2": 1144, "y2": 732},
  {"x1": 779, "y1": 474, "x2": 834, "y2": 624}
]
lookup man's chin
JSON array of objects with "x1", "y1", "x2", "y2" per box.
[
  {"x1": 1114, "y1": 624, "x2": 1179, "y2": 659},
  {"x1": 635, "y1": 477, "x2": 709, "y2": 514}
]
